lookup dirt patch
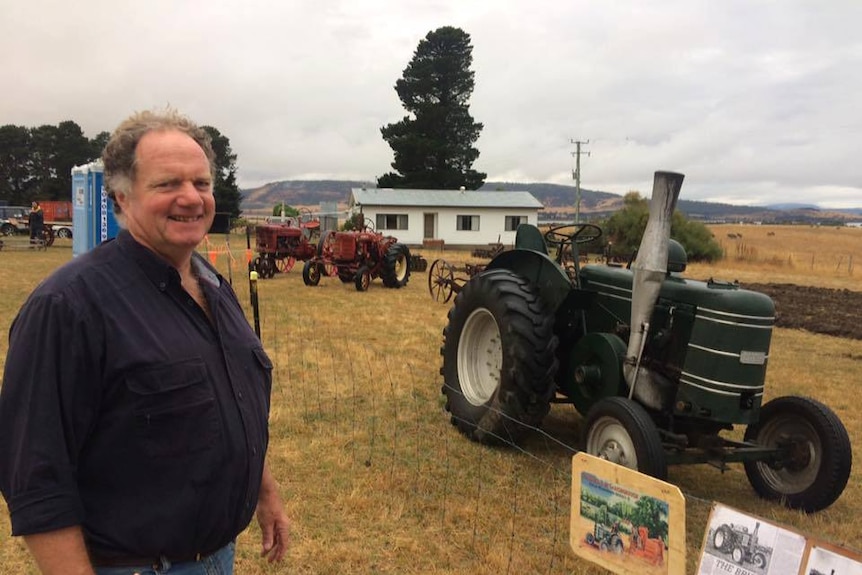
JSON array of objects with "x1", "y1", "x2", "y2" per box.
[{"x1": 741, "y1": 283, "x2": 862, "y2": 340}]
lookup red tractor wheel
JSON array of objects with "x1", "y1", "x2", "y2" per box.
[
  {"x1": 277, "y1": 256, "x2": 296, "y2": 273},
  {"x1": 302, "y1": 261, "x2": 321, "y2": 286},
  {"x1": 354, "y1": 266, "x2": 371, "y2": 291}
]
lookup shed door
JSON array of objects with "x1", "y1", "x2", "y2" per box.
[{"x1": 424, "y1": 213, "x2": 436, "y2": 239}]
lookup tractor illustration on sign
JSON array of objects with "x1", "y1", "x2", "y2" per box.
[
  {"x1": 302, "y1": 215, "x2": 411, "y2": 291},
  {"x1": 712, "y1": 522, "x2": 770, "y2": 569},
  {"x1": 440, "y1": 171, "x2": 851, "y2": 512},
  {"x1": 252, "y1": 213, "x2": 321, "y2": 278},
  {"x1": 584, "y1": 511, "x2": 624, "y2": 554}
]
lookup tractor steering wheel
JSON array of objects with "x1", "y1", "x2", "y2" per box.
[
  {"x1": 363, "y1": 217, "x2": 376, "y2": 232},
  {"x1": 544, "y1": 223, "x2": 603, "y2": 268},
  {"x1": 544, "y1": 223, "x2": 603, "y2": 248}
]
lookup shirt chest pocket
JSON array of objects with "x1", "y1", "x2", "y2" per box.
[{"x1": 125, "y1": 358, "x2": 221, "y2": 458}]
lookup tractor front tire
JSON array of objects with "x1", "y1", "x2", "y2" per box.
[
  {"x1": 582, "y1": 397, "x2": 668, "y2": 480},
  {"x1": 743, "y1": 395, "x2": 851, "y2": 512},
  {"x1": 302, "y1": 261, "x2": 321, "y2": 286},
  {"x1": 753, "y1": 552, "x2": 767, "y2": 569},
  {"x1": 354, "y1": 266, "x2": 371, "y2": 291},
  {"x1": 441, "y1": 269, "x2": 558, "y2": 445},
  {"x1": 381, "y1": 243, "x2": 411, "y2": 288}
]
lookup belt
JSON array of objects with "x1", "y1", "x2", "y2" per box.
[{"x1": 89, "y1": 549, "x2": 214, "y2": 569}]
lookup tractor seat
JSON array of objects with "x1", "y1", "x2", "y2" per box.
[{"x1": 515, "y1": 224, "x2": 548, "y2": 255}]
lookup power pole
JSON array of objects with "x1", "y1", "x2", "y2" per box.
[{"x1": 570, "y1": 139, "x2": 590, "y2": 223}]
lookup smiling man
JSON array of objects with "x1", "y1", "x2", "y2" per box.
[{"x1": 0, "y1": 109, "x2": 289, "y2": 575}]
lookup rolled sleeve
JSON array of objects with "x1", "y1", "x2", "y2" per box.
[{"x1": 0, "y1": 290, "x2": 99, "y2": 535}]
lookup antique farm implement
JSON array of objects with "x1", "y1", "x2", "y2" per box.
[
  {"x1": 252, "y1": 213, "x2": 320, "y2": 279},
  {"x1": 427, "y1": 259, "x2": 486, "y2": 303},
  {"x1": 439, "y1": 171, "x2": 852, "y2": 512},
  {"x1": 302, "y1": 216, "x2": 411, "y2": 291}
]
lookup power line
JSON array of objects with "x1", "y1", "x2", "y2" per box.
[{"x1": 570, "y1": 139, "x2": 590, "y2": 223}]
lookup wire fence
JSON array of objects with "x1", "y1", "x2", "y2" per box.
[{"x1": 243, "y1": 282, "x2": 725, "y2": 574}]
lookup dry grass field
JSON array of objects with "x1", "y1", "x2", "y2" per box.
[{"x1": 0, "y1": 224, "x2": 860, "y2": 574}]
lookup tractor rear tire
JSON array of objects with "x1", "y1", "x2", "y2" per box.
[
  {"x1": 381, "y1": 243, "x2": 411, "y2": 288},
  {"x1": 712, "y1": 525, "x2": 732, "y2": 552},
  {"x1": 302, "y1": 261, "x2": 321, "y2": 286},
  {"x1": 317, "y1": 230, "x2": 335, "y2": 257},
  {"x1": 743, "y1": 395, "x2": 851, "y2": 512},
  {"x1": 582, "y1": 397, "x2": 668, "y2": 480},
  {"x1": 441, "y1": 269, "x2": 558, "y2": 445}
]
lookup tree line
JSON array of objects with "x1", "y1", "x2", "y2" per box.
[{"x1": 0, "y1": 121, "x2": 242, "y2": 220}]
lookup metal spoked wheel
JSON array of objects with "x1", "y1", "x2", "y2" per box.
[{"x1": 428, "y1": 259, "x2": 455, "y2": 303}]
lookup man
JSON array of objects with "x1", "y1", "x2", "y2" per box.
[
  {"x1": 0, "y1": 109, "x2": 289, "y2": 574},
  {"x1": 28, "y1": 200, "x2": 44, "y2": 244}
]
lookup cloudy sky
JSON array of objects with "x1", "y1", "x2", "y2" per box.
[{"x1": 2, "y1": 0, "x2": 860, "y2": 207}]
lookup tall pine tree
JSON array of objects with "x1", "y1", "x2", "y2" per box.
[
  {"x1": 378, "y1": 26, "x2": 486, "y2": 190},
  {"x1": 201, "y1": 126, "x2": 242, "y2": 222}
]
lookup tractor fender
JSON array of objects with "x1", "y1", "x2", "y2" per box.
[{"x1": 485, "y1": 249, "x2": 572, "y2": 311}]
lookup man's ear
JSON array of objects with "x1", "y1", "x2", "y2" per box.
[{"x1": 113, "y1": 190, "x2": 128, "y2": 210}]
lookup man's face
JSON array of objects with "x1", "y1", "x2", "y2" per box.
[{"x1": 115, "y1": 129, "x2": 215, "y2": 266}]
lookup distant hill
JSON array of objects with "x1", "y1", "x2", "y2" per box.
[{"x1": 240, "y1": 180, "x2": 862, "y2": 224}]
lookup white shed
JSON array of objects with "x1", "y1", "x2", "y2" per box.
[{"x1": 349, "y1": 188, "x2": 543, "y2": 248}]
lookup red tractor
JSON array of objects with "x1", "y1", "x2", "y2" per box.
[
  {"x1": 253, "y1": 217, "x2": 320, "y2": 279},
  {"x1": 302, "y1": 217, "x2": 411, "y2": 291}
]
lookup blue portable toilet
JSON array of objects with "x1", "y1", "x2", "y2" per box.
[{"x1": 72, "y1": 161, "x2": 119, "y2": 257}]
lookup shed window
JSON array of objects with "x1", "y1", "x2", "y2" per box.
[
  {"x1": 376, "y1": 213, "x2": 408, "y2": 230},
  {"x1": 505, "y1": 215, "x2": 527, "y2": 231},
  {"x1": 456, "y1": 215, "x2": 480, "y2": 231}
]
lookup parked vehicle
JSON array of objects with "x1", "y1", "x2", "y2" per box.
[
  {"x1": 252, "y1": 217, "x2": 320, "y2": 278},
  {"x1": 0, "y1": 206, "x2": 29, "y2": 236},
  {"x1": 440, "y1": 171, "x2": 851, "y2": 512},
  {"x1": 39, "y1": 200, "x2": 73, "y2": 239},
  {"x1": 303, "y1": 215, "x2": 411, "y2": 291}
]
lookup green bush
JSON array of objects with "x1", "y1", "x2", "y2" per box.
[{"x1": 601, "y1": 192, "x2": 722, "y2": 263}]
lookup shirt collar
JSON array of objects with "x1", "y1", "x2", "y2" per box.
[
  {"x1": 116, "y1": 230, "x2": 184, "y2": 290},
  {"x1": 116, "y1": 230, "x2": 224, "y2": 292}
]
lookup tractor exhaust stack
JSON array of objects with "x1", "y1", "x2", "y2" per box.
[{"x1": 624, "y1": 171, "x2": 684, "y2": 410}]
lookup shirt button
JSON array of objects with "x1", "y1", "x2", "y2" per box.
[
  {"x1": 158, "y1": 282, "x2": 167, "y2": 291},
  {"x1": 238, "y1": 391, "x2": 244, "y2": 400},
  {"x1": 252, "y1": 447, "x2": 257, "y2": 456}
]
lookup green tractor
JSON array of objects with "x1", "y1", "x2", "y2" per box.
[{"x1": 440, "y1": 171, "x2": 851, "y2": 512}]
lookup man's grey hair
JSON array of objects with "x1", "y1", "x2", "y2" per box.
[{"x1": 101, "y1": 108, "x2": 216, "y2": 218}]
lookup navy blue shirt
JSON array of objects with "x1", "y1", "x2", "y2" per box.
[{"x1": 0, "y1": 230, "x2": 272, "y2": 560}]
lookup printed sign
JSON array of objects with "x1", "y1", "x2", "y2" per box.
[
  {"x1": 698, "y1": 504, "x2": 862, "y2": 575},
  {"x1": 571, "y1": 453, "x2": 686, "y2": 575}
]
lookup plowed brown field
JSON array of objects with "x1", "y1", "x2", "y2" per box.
[{"x1": 743, "y1": 283, "x2": 862, "y2": 340}]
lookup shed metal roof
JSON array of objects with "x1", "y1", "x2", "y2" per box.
[{"x1": 351, "y1": 188, "x2": 543, "y2": 209}]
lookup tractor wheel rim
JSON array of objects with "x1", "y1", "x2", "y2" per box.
[
  {"x1": 755, "y1": 417, "x2": 821, "y2": 494},
  {"x1": 587, "y1": 417, "x2": 638, "y2": 469},
  {"x1": 457, "y1": 307, "x2": 502, "y2": 406},
  {"x1": 395, "y1": 254, "x2": 407, "y2": 281}
]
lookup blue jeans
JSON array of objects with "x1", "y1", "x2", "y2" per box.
[{"x1": 93, "y1": 541, "x2": 235, "y2": 575}]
